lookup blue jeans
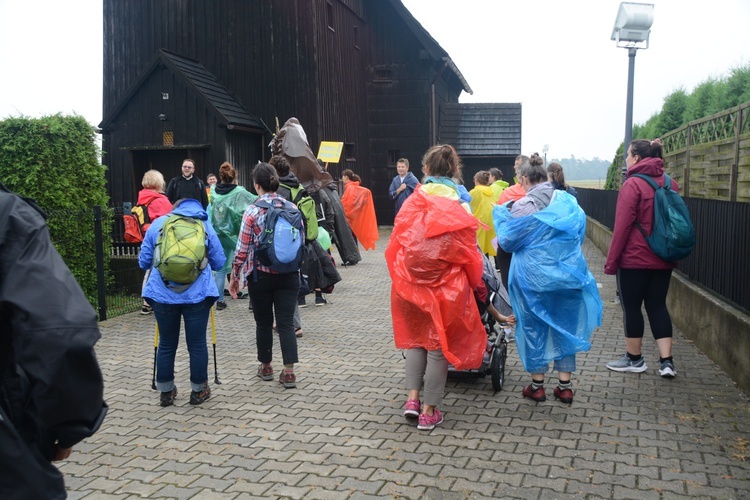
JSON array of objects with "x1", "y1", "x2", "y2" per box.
[
  {"x1": 250, "y1": 271, "x2": 299, "y2": 366},
  {"x1": 214, "y1": 269, "x2": 228, "y2": 303},
  {"x1": 529, "y1": 354, "x2": 576, "y2": 375},
  {"x1": 148, "y1": 298, "x2": 214, "y2": 392}
]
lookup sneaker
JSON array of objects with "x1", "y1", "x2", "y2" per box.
[
  {"x1": 141, "y1": 304, "x2": 153, "y2": 315},
  {"x1": 224, "y1": 288, "x2": 230, "y2": 296},
  {"x1": 189, "y1": 383, "x2": 211, "y2": 405},
  {"x1": 279, "y1": 370, "x2": 296, "y2": 388},
  {"x1": 257, "y1": 363, "x2": 274, "y2": 381},
  {"x1": 404, "y1": 399, "x2": 421, "y2": 418},
  {"x1": 553, "y1": 386, "x2": 574, "y2": 404},
  {"x1": 237, "y1": 291, "x2": 248, "y2": 299},
  {"x1": 606, "y1": 354, "x2": 648, "y2": 373},
  {"x1": 298, "y1": 296, "x2": 307, "y2": 308},
  {"x1": 659, "y1": 359, "x2": 676, "y2": 378},
  {"x1": 522, "y1": 384, "x2": 547, "y2": 402},
  {"x1": 315, "y1": 294, "x2": 327, "y2": 306},
  {"x1": 417, "y1": 409, "x2": 444, "y2": 430},
  {"x1": 215, "y1": 300, "x2": 227, "y2": 311},
  {"x1": 159, "y1": 387, "x2": 177, "y2": 407},
  {"x1": 295, "y1": 327, "x2": 304, "y2": 338}
]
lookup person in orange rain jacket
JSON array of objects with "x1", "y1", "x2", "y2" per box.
[
  {"x1": 340, "y1": 169, "x2": 379, "y2": 251},
  {"x1": 386, "y1": 144, "x2": 485, "y2": 432}
]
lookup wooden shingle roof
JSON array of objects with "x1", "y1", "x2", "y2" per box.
[
  {"x1": 100, "y1": 49, "x2": 266, "y2": 132},
  {"x1": 439, "y1": 103, "x2": 522, "y2": 157}
]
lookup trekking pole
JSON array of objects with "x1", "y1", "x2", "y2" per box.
[
  {"x1": 151, "y1": 323, "x2": 159, "y2": 390},
  {"x1": 211, "y1": 306, "x2": 222, "y2": 385}
]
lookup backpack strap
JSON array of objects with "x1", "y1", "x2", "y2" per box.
[{"x1": 631, "y1": 173, "x2": 667, "y2": 239}]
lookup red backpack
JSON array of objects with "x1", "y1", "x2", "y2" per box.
[{"x1": 123, "y1": 200, "x2": 154, "y2": 243}]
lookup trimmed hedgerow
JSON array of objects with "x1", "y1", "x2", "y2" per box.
[{"x1": 0, "y1": 114, "x2": 111, "y2": 307}]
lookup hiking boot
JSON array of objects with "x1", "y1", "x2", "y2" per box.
[
  {"x1": 404, "y1": 399, "x2": 421, "y2": 418},
  {"x1": 159, "y1": 387, "x2": 177, "y2": 407},
  {"x1": 315, "y1": 293, "x2": 327, "y2": 306},
  {"x1": 522, "y1": 384, "x2": 546, "y2": 402},
  {"x1": 257, "y1": 363, "x2": 274, "y2": 381},
  {"x1": 189, "y1": 383, "x2": 211, "y2": 405},
  {"x1": 417, "y1": 409, "x2": 444, "y2": 430},
  {"x1": 298, "y1": 296, "x2": 307, "y2": 308},
  {"x1": 141, "y1": 304, "x2": 153, "y2": 315},
  {"x1": 279, "y1": 370, "x2": 296, "y2": 388},
  {"x1": 295, "y1": 327, "x2": 304, "y2": 338},
  {"x1": 553, "y1": 386, "x2": 574, "y2": 404},
  {"x1": 215, "y1": 300, "x2": 227, "y2": 311},
  {"x1": 606, "y1": 354, "x2": 647, "y2": 373},
  {"x1": 659, "y1": 359, "x2": 676, "y2": 378}
]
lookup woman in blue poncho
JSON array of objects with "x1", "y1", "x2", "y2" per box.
[{"x1": 494, "y1": 153, "x2": 602, "y2": 405}]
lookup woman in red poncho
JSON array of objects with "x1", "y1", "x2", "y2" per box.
[
  {"x1": 341, "y1": 169, "x2": 379, "y2": 250},
  {"x1": 386, "y1": 144, "x2": 485, "y2": 431}
]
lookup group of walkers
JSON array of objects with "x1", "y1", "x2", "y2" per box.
[
  {"x1": 132, "y1": 133, "x2": 681, "y2": 429},
  {"x1": 135, "y1": 147, "x2": 371, "y2": 405},
  {"x1": 388, "y1": 139, "x2": 682, "y2": 430}
]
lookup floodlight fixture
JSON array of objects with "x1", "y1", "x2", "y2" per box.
[
  {"x1": 611, "y1": 2, "x2": 654, "y2": 49},
  {"x1": 612, "y1": 2, "x2": 654, "y2": 183}
]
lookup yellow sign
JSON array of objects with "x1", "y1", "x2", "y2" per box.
[{"x1": 317, "y1": 141, "x2": 344, "y2": 163}]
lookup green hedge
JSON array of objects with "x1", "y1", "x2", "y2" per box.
[{"x1": 0, "y1": 114, "x2": 111, "y2": 307}]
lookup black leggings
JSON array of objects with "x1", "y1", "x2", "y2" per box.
[{"x1": 617, "y1": 268, "x2": 673, "y2": 340}]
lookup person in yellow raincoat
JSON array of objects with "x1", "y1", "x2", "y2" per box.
[{"x1": 469, "y1": 171, "x2": 497, "y2": 256}]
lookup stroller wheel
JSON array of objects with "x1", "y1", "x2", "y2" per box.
[{"x1": 491, "y1": 341, "x2": 507, "y2": 391}]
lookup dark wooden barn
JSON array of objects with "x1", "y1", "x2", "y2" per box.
[
  {"x1": 439, "y1": 103, "x2": 522, "y2": 190},
  {"x1": 100, "y1": 0, "x2": 521, "y2": 223}
]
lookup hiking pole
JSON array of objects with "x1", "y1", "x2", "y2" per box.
[
  {"x1": 151, "y1": 323, "x2": 159, "y2": 390},
  {"x1": 211, "y1": 306, "x2": 222, "y2": 385}
]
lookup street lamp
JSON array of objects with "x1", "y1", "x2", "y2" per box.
[
  {"x1": 611, "y1": 2, "x2": 654, "y2": 184},
  {"x1": 542, "y1": 145, "x2": 549, "y2": 166}
]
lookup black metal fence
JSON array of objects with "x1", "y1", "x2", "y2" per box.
[
  {"x1": 47, "y1": 206, "x2": 144, "y2": 321},
  {"x1": 578, "y1": 188, "x2": 750, "y2": 312}
]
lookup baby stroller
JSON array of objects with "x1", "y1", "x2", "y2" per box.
[{"x1": 448, "y1": 253, "x2": 513, "y2": 391}]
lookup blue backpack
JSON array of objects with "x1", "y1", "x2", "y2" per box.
[
  {"x1": 633, "y1": 173, "x2": 695, "y2": 262},
  {"x1": 254, "y1": 198, "x2": 305, "y2": 274}
]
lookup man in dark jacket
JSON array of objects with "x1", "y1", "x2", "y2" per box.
[
  {"x1": 0, "y1": 182, "x2": 108, "y2": 499},
  {"x1": 166, "y1": 159, "x2": 209, "y2": 209}
]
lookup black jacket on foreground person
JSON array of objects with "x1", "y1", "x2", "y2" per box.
[
  {"x1": 0, "y1": 182, "x2": 107, "y2": 499},
  {"x1": 166, "y1": 174, "x2": 209, "y2": 209}
]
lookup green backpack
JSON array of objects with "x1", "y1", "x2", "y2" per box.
[
  {"x1": 289, "y1": 185, "x2": 319, "y2": 241},
  {"x1": 154, "y1": 215, "x2": 208, "y2": 292}
]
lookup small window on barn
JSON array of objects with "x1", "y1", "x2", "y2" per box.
[
  {"x1": 388, "y1": 150, "x2": 401, "y2": 167},
  {"x1": 327, "y1": 1, "x2": 334, "y2": 32},
  {"x1": 374, "y1": 68, "x2": 392, "y2": 83}
]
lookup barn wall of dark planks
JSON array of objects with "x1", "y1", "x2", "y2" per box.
[{"x1": 102, "y1": 0, "x2": 467, "y2": 223}]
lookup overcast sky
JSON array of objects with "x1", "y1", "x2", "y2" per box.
[{"x1": 1, "y1": 0, "x2": 748, "y2": 161}]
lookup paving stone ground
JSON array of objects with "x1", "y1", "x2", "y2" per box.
[{"x1": 62, "y1": 228, "x2": 750, "y2": 499}]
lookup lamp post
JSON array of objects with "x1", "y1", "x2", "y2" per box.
[
  {"x1": 542, "y1": 144, "x2": 549, "y2": 166},
  {"x1": 611, "y1": 2, "x2": 654, "y2": 185}
]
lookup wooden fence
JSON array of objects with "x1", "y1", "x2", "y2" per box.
[{"x1": 661, "y1": 101, "x2": 750, "y2": 202}]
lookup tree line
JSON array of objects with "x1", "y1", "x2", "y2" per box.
[{"x1": 605, "y1": 64, "x2": 750, "y2": 189}]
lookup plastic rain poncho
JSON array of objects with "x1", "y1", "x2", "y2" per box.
[
  {"x1": 469, "y1": 184, "x2": 497, "y2": 256},
  {"x1": 493, "y1": 191, "x2": 602, "y2": 373},
  {"x1": 209, "y1": 186, "x2": 257, "y2": 273},
  {"x1": 386, "y1": 187, "x2": 486, "y2": 370}
]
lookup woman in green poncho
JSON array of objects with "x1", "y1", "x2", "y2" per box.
[{"x1": 209, "y1": 162, "x2": 257, "y2": 310}]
